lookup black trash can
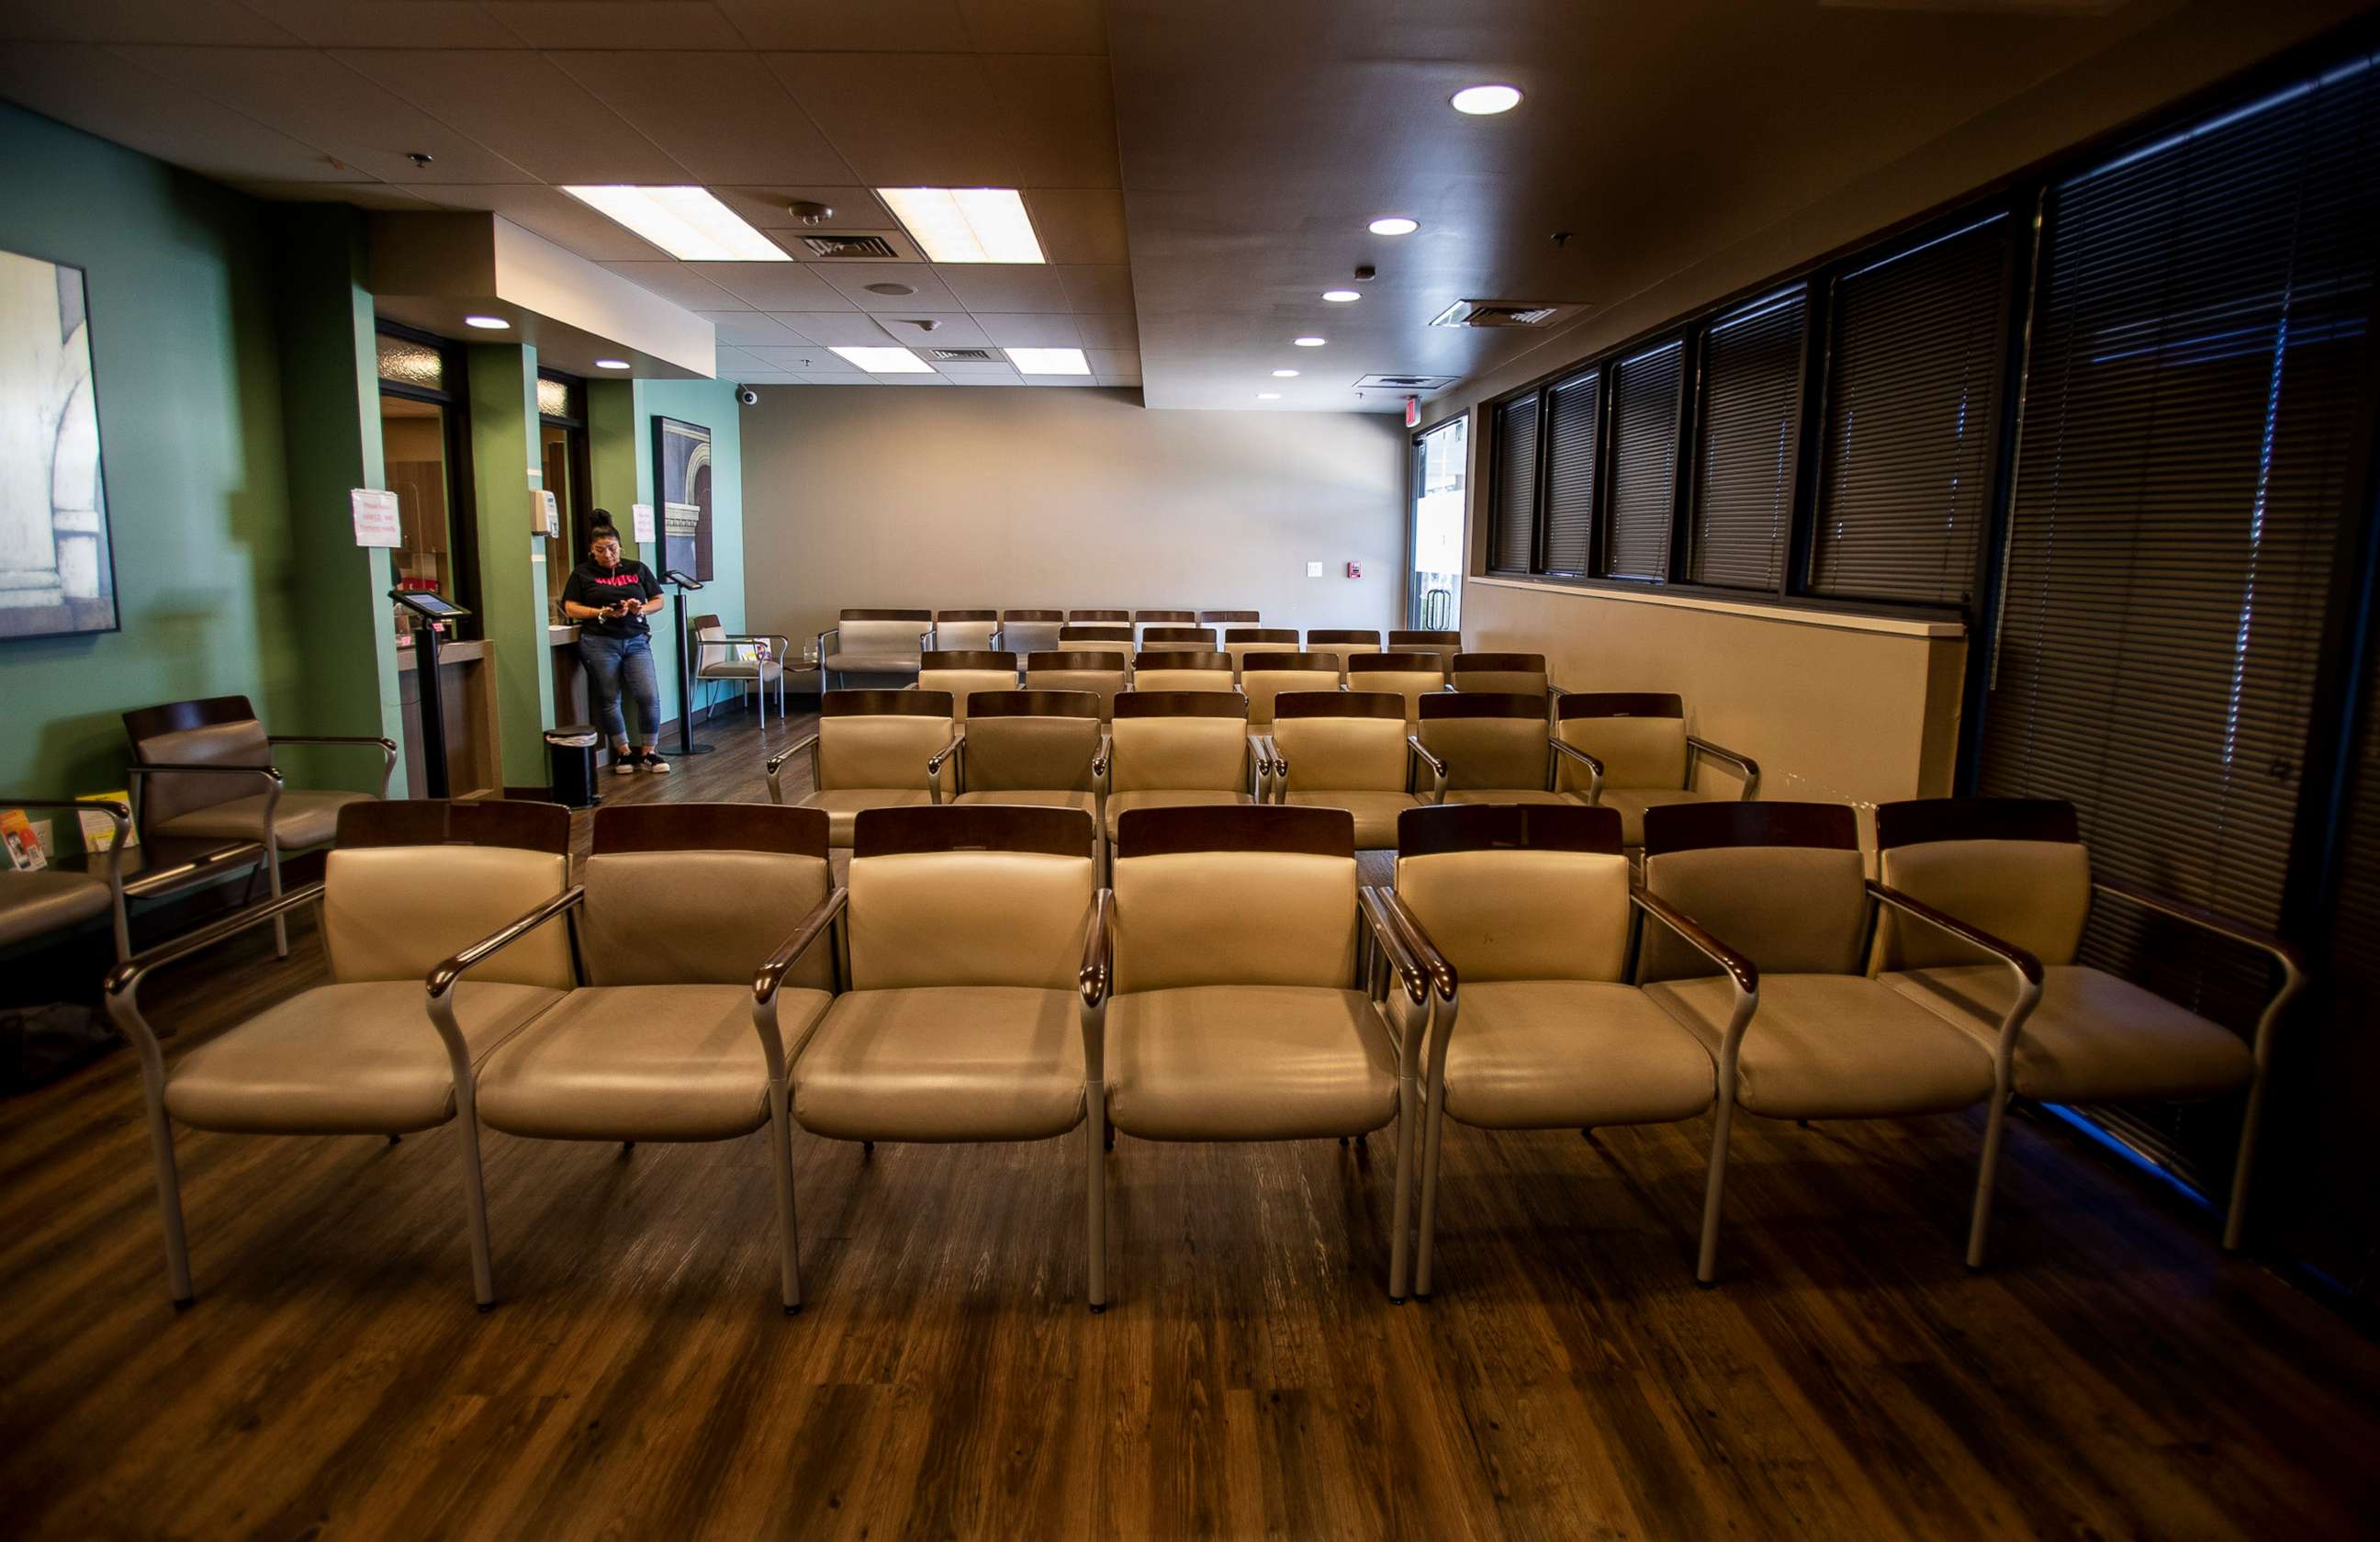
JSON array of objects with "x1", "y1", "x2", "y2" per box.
[{"x1": 545, "y1": 725, "x2": 602, "y2": 809}]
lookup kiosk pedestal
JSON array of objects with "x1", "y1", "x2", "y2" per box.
[
  {"x1": 663, "y1": 569, "x2": 713, "y2": 757},
  {"x1": 391, "y1": 588, "x2": 472, "y2": 799}
]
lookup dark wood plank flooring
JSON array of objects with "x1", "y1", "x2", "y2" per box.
[{"x1": 4, "y1": 706, "x2": 2376, "y2": 1539}]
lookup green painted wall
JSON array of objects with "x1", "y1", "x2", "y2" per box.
[{"x1": 466, "y1": 343, "x2": 557, "y2": 785}]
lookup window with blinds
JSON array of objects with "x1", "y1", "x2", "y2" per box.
[
  {"x1": 1688, "y1": 287, "x2": 1806, "y2": 590},
  {"x1": 1978, "y1": 56, "x2": 2377, "y2": 1046},
  {"x1": 1600, "y1": 339, "x2": 1683, "y2": 580},
  {"x1": 1541, "y1": 369, "x2": 1600, "y2": 575},
  {"x1": 1810, "y1": 216, "x2": 2011, "y2": 606},
  {"x1": 1489, "y1": 390, "x2": 1540, "y2": 574}
]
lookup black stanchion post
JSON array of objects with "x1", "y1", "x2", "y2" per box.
[
  {"x1": 664, "y1": 569, "x2": 714, "y2": 757},
  {"x1": 390, "y1": 589, "x2": 474, "y2": 798}
]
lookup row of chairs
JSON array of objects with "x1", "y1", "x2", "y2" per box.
[{"x1": 104, "y1": 795, "x2": 2300, "y2": 1312}]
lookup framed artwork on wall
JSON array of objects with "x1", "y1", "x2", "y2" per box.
[
  {"x1": 0, "y1": 247, "x2": 118, "y2": 640},
  {"x1": 654, "y1": 415, "x2": 713, "y2": 582}
]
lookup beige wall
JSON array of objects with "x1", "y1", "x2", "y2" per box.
[{"x1": 740, "y1": 387, "x2": 1406, "y2": 646}]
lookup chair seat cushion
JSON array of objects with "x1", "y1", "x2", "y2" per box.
[
  {"x1": 1106, "y1": 985, "x2": 1395, "y2": 1141},
  {"x1": 1645, "y1": 974, "x2": 1993, "y2": 1120},
  {"x1": 1283, "y1": 790, "x2": 1420, "y2": 850},
  {"x1": 698, "y1": 659, "x2": 783, "y2": 682},
  {"x1": 1105, "y1": 790, "x2": 1251, "y2": 841},
  {"x1": 1444, "y1": 789, "x2": 1588, "y2": 808},
  {"x1": 795, "y1": 986, "x2": 1086, "y2": 1142},
  {"x1": 1442, "y1": 982, "x2": 1713, "y2": 1129},
  {"x1": 1592, "y1": 788, "x2": 1715, "y2": 847},
  {"x1": 1883, "y1": 963, "x2": 2253, "y2": 1103},
  {"x1": 823, "y1": 652, "x2": 921, "y2": 676},
  {"x1": 477, "y1": 984, "x2": 832, "y2": 1142},
  {"x1": 0, "y1": 870, "x2": 112, "y2": 948},
  {"x1": 154, "y1": 788, "x2": 374, "y2": 849},
  {"x1": 954, "y1": 790, "x2": 1097, "y2": 816},
  {"x1": 164, "y1": 980, "x2": 563, "y2": 1134},
  {"x1": 800, "y1": 789, "x2": 937, "y2": 847}
]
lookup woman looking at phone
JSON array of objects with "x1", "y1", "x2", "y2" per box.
[{"x1": 561, "y1": 519, "x2": 670, "y2": 774}]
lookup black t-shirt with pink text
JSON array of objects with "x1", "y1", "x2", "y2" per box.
[{"x1": 564, "y1": 558, "x2": 662, "y2": 638}]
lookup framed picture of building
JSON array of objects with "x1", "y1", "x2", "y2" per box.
[
  {"x1": 0, "y1": 248, "x2": 117, "y2": 640},
  {"x1": 654, "y1": 415, "x2": 713, "y2": 583}
]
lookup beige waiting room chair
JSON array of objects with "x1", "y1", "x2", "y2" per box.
[
  {"x1": 1348, "y1": 650, "x2": 1452, "y2": 724},
  {"x1": 1199, "y1": 609, "x2": 1260, "y2": 630},
  {"x1": 916, "y1": 650, "x2": 1021, "y2": 723},
  {"x1": 102, "y1": 800, "x2": 575, "y2": 1307},
  {"x1": 949, "y1": 689, "x2": 1106, "y2": 835},
  {"x1": 1025, "y1": 649, "x2": 1129, "y2": 722},
  {"x1": 122, "y1": 693, "x2": 396, "y2": 957},
  {"x1": 1132, "y1": 650, "x2": 1237, "y2": 692},
  {"x1": 690, "y1": 613, "x2": 791, "y2": 723},
  {"x1": 1555, "y1": 692, "x2": 1759, "y2": 849},
  {"x1": 1410, "y1": 692, "x2": 1582, "y2": 808},
  {"x1": 794, "y1": 804, "x2": 1106, "y2": 1305},
  {"x1": 1306, "y1": 629, "x2": 1383, "y2": 670},
  {"x1": 1635, "y1": 801, "x2": 2025, "y2": 1282},
  {"x1": 1139, "y1": 626, "x2": 1218, "y2": 651},
  {"x1": 1452, "y1": 651, "x2": 1553, "y2": 701},
  {"x1": 1060, "y1": 623, "x2": 1139, "y2": 652},
  {"x1": 1263, "y1": 690, "x2": 1420, "y2": 848},
  {"x1": 997, "y1": 609, "x2": 1065, "y2": 654},
  {"x1": 1870, "y1": 797, "x2": 2306, "y2": 1259},
  {"x1": 817, "y1": 608, "x2": 932, "y2": 689},
  {"x1": 1222, "y1": 626, "x2": 1303, "y2": 676},
  {"x1": 1389, "y1": 629, "x2": 1464, "y2": 670},
  {"x1": 472, "y1": 803, "x2": 839, "y2": 1311},
  {"x1": 767, "y1": 690, "x2": 958, "y2": 847},
  {"x1": 1099, "y1": 691, "x2": 1258, "y2": 842},
  {"x1": 0, "y1": 795, "x2": 130, "y2": 961},
  {"x1": 1084, "y1": 805, "x2": 1430, "y2": 1300},
  {"x1": 1069, "y1": 609, "x2": 1132, "y2": 625},
  {"x1": 1379, "y1": 803, "x2": 1722, "y2": 1298},
  {"x1": 1134, "y1": 609, "x2": 1198, "y2": 645},
  {"x1": 932, "y1": 610, "x2": 1001, "y2": 652},
  {"x1": 1241, "y1": 651, "x2": 1343, "y2": 736}
]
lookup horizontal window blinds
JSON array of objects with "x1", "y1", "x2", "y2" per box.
[
  {"x1": 1602, "y1": 340, "x2": 1683, "y2": 580},
  {"x1": 1490, "y1": 391, "x2": 1540, "y2": 573},
  {"x1": 1541, "y1": 370, "x2": 1600, "y2": 575},
  {"x1": 1979, "y1": 53, "x2": 2377, "y2": 1035},
  {"x1": 1689, "y1": 288, "x2": 1807, "y2": 590},
  {"x1": 1811, "y1": 216, "x2": 2011, "y2": 606}
]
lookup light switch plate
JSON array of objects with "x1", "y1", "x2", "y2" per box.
[{"x1": 1307, "y1": 561, "x2": 1323, "y2": 578}]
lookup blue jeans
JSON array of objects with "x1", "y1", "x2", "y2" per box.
[{"x1": 579, "y1": 632, "x2": 660, "y2": 746}]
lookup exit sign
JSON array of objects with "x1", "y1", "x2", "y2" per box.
[{"x1": 1404, "y1": 396, "x2": 1420, "y2": 428}]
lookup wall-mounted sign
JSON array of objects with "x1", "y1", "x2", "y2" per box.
[
  {"x1": 351, "y1": 488, "x2": 400, "y2": 547},
  {"x1": 631, "y1": 502, "x2": 656, "y2": 544}
]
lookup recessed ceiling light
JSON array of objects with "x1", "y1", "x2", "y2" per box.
[
  {"x1": 559, "y1": 186, "x2": 789, "y2": 262},
  {"x1": 1005, "y1": 346, "x2": 1090, "y2": 376},
  {"x1": 1294, "y1": 335, "x2": 1326, "y2": 347},
  {"x1": 1450, "y1": 84, "x2": 1522, "y2": 116},
  {"x1": 1257, "y1": 392, "x2": 1281, "y2": 400},
  {"x1": 876, "y1": 187, "x2": 1045, "y2": 264},
  {"x1": 594, "y1": 358, "x2": 630, "y2": 370},
  {"x1": 863, "y1": 282, "x2": 917, "y2": 296},
  {"x1": 1322, "y1": 289, "x2": 1361, "y2": 302},
  {"x1": 464, "y1": 314, "x2": 509, "y2": 330},
  {"x1": 829, "y1": 345, "x2": 934, "y2": 375},
  {"x1": 1368, "y1": 216, "x2": 1419, "y2": 236},
  {"x1": 1273, "y1": 368, "x2": 1300, "y2": 377}
]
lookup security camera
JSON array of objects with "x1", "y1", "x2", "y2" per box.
[{"x1": 736, "y1": 386, "x2": 758, "y2": 406}]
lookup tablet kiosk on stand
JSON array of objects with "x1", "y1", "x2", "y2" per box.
[
  {"x1": 662, "y1": 568, "x2": 715, "y2": 757},
  {"x1": 391, "y1": 588, "x2": 472, "y2": 798}
]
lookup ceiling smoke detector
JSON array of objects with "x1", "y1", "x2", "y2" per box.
[
  {"x1": 1427, "y1": 298, "x2": 1586, "y2": 329},
  {"x1": 787, "y1": 199, "x2": 836, "y2": 224}
]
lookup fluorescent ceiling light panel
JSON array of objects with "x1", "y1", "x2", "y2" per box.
[
  {"x1": 829, "y1": 345, "x2": 934, "y2": 374},
  {"x1": 877, "y1": 187, "x2": 1046, "y2": 264},
  {"x1": 560, "y1": 185, "x2": 789, "y2": 262},
  {"x1": 1004, "y1": 346, "x2": 1090, "y2": 375}
]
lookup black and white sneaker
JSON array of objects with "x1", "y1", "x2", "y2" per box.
[
  {"x1": 612, "y1": 751, "x2": 638, "y2": 776},
  {"x1": 641, "y1": 751, "x2": 671, "y2": 774}
]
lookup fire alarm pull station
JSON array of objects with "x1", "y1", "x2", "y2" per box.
[{"x1": 1345, "y1": 561, "x2": 1363, "y2": 580}]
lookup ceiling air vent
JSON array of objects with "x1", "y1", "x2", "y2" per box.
[
  {"x1": 926, "y1": 347, "x2": 1001, "y2": 363},
  {"x1": 802, "y1": 233, "x2": 902, "y2": 259},
  {"x1": 1428, "y1": 298, "x2": 1586, "y2": 328},
  {"x1": 1354, "y1": 373, "x2": 1459, "y2": 391}
]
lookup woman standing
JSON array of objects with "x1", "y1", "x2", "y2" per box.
[{"x1": 561, "y1": 521, "x2": 670, "y2": 774}]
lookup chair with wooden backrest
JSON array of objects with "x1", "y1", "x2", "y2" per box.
[
  {"x1": 1305, "y1": 630, "x2": 1383, "y2": 678},
  {"x1": 998, "y1": 609, "x2": 1065, "y2": 654},
  {"x1": 933, "y1": 610, "x2": 1000, "y2": 651},
  {"x1": 1239, "y1": 652, "x2": 1343, "y2": 737},
  {"x1": 949, "y1": 690, "x2": 1106, "y2": 839},
  {"x1": 794, "y1": 805, "x2": 1106, "y2": 1305},
  {"x1": 1222, "y1": 627, "x2": 1302, "y2": 677},
  {"x1": 1085, "y1": 804, "x2": 1430, "y2": 1299},
  {"x1": 916, "y1": 650, "x2": 1022, "y2": 724},
  {"x1": 1348, "y1": 651, "x2": 1451, "y2": 727},
  {"x1": 1131, "y1": 650, "x2": 1236, "y2": 693},
  {"x1": 1098, "y1": 691, "x2": 1258, "y2": 843},
  {"x1": 1870, "y1": 797, "x2": 2306, "y2": 1261},
  {"x1": 1139, "y1": 626, "x2": 1219, "y2": 651},
  {"x1": 1058, "y1": 624, "x2": 1139, "y2": 664},
  {"x1": 1263, "y1": 691, "x2": 1420, "y2": 849},
  {"x1": 1199, "y1": 610, "x2": 1260, "y2": 632},
  {"x1": 1389, "y1": 630, "x2": 1463, "y2": 670},
  {"x1": 1635, "y1": 801, "x2": 2026, "y2": 1283},
  {"x1": 1554, "y1": 692, "x2": 1760, "y2": 850},
  {"x1": 817, "y1": 609, "x2": 932, "y2": 689},
  {"x1": 103, "y1": 800, "x2": 575, "y2": 1306},
  {"x1": 473, "y1": 804, "x2": 840, "y2": 1309},
  {"x1": 122, "y1": 693, "x2": 398, "y2": 957},
  {"x1": 1133, "y1": 609, "x2": 1198, "y2": 647},
  {"x1": 1025, "y1": 650, "x2": 1130, "y2": 723},
  {"x1": 1410, "y1": 692, "x2": 1584, "y2": 809},
  {"x1": 766, "y1": 690, "x2": 959, "y2": 848},
  {"x1": 1452, "y1": 652, "x2": 1552, "y2": 701},
  {"x1": 690, "y1": 612, "x2": 791, "y2": 723},
  {"x1": 1378, "y1": 803, "x2": 1721, "y2": 1298}
]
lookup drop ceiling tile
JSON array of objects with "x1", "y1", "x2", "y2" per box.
[
  {"x1": 757, "y1": 313, "x2": 903, "y2": 346},
  {"x1": 765, "y1": 52, "x2": 1022, "y2": 186},
  {"x1": 796, "y1": 351, "x2": 872, "y2": 373},
  {"x1": 712, "y1": 186, "x2": 892, "y2": 231},
  {"x1": 548, "y1": 51, "x2": 855, "y2": 186},
  {"x1": 240, "y1": 0, "x2": 521, "y2": 48},
  {"x1": 973, "y1": 313, "x2": 1082, "y2": 347},
  {"x1": 114, "y1": 47, "x2": 539, "y2": 186},
  {"x1": 1022, "y1": 188, "x2": 1127, "y2": 265},
  {"x1": 1072, "y1": 312, "x2": 1139, "y2": 348},
  {"x1": 698, "y1": 311, "x2": 809, "y2": 346},
  {"x1": 0, "y1": 1, "x2": 300, "y2": 45},
  {"x1": 715, "y1": 0, "x2": 969, "y2": 51},
  {"x1": 601, "y1": 261, "x2": 751, "y2": 310},
  {"x1": 741, "y1": 343, "x2": 843, "y2": 366},
  {"x1": 1026, "y1": 376, "x2": 1100, "y2": 388},
  {"x1": 937, "y1": 265, "x2": 1070, "y2": 314},
  {"x1": 802, "y1": 373, "x2": 880, "y2": 385},
  {"x1": 984, "y1": 54, "x2": 1118, "y2": 188},
  {"x1": 687, "y1": 263, "x2": 848, "y2": 309},
  {"x1": 0, "y1": 44, "x2": 350, "y2": 182},
  {"x1": 811, "y1": 264, "x2": 964, "y2": 312},
  {"x1": 483, "y1": 2, "x2": 747, "y2": 49},
  {"x1": 1095, "y1": 375, "x2": 1143, "y2": 388},
  {"x1": 713, "y1": 344, "x2": 773, "y2": 375},
  {"x1": 932, "y1": 359, "x2": 1022, "y2": 376},
  {"x1": 1086, "y1": 349, "x2": 1140, "y2": 376},
  {"x1": 1058, "y1": 264, "x2": 1133, "y2": 315},
  {"x1": 956, "y1": 0, "x2": 1104, "y2": 54},
  {"x1": 407, "y1": 184, "x2": 668, "y2": 260},
  {"x1": 333, "y1": 49, "x2": 689, "y2": 184}
]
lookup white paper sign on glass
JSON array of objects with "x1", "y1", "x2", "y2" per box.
[
  {"x1": 632, "y1": 502, "x2": 656, "y2": 543},
  {"x1": 351, "y1": 488, "x2": 400, "y2": 547}
]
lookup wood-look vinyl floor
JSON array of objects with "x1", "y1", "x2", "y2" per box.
[{"x1": 4, "y1": 704, "x2": 2376, "y2": 1540}]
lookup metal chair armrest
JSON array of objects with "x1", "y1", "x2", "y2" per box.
[
  {"x1": 104, "y1": 881, "x2": 326, "y2": 1004},
  {"x1": 428, "y1": 887, "x2": 586, "y2": 1000},
  {"x1": 2090, "y1": 879, "x2": 2308, "y2": 1066},
  {"x1": 1869, "y1": 880, "x2": 2043, "y2": 1069},
  {"x1": 1091, "y1": 734, "x2": 1112, "y2": 786},
  {"x1": 1077, "y1": 888, "x2": 1115, "y2": 1012},
  {"x1": 1251, "y1": 733, "x2": 1283, "y2": 800},
  {"x1": 754, "y1": 884, "x2": 848, "y2": 1006},
  {"x1": 0, "y1": 795, "x2": 131, "y2": 891},
  {"x1": 926, "y1": 732, "x2": 965, "y2": 803},
  {"x1": 1686, "y1": 736, "x2": 1760, "y2": 798},
  {"x1": 766, "y1": 734, "x2": 822, "y2": 805},
  {"x1": 1358, "y1": 887, "x2": 1434, "y2": 1009},
  {"x1": 127, "y1": 762, "x2": 283, "y2": 784},
  {"x1": 1406, "y1": 735, "x2": 1449, "y2": 804},
  {"x1": 266, "y1": 736, "x2": 400, "y2": 798},
  {"x1": 1631, "y1": 887, "x2": 1757, "y2": 998},
  {"x1": 1549, "y1": 737, "x2": 1605, "y2": 801}
]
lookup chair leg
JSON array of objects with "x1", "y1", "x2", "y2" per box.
[
  {"x1": 1386, "y1": 1082, "x2": 1415, "y2": 1302},
  {"x1": 1414, "y1": 1086, "x2": 1449, "y2": 1299},
  {"x1": 769, "y1": 1088, "x2": 803, "y2": 1313},
  {"x1": 141, "y1": 1080, "x2": 194, "y2": 1305},
  {"x1": 264, "y1": 833, "x2": 287, "y2": 959},
  {"x1": 1966, "y1": 1085, "x2": 2014, "y2": 1269},
  {"x1": 454, "y1": 1093, "x2": 497, "y2": 1309},
  {"x1": 1085, "y1": 1085, "x2": 1108, "y2": 1313},
  {"x1": 2223, "y1": 1064, "x2": 2273, "y2": 1252},
  {"x1": 1695, "y1": 1101, "x2": 1736, "y2": 1286}
]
